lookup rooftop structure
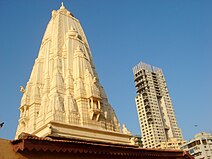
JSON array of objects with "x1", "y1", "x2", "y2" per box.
[
  {"x1": 181, "y1": 132, "x2": 212, "y2": 159},
  {"x1": 15, "y1": 3, "x2": 131, "y2": 144},
  {"x1": 0, "y1": 133, "x2": 194, "y2": 159},
  {"x1": 133, "y1": 62, "x2": 184, "y2": 149}
]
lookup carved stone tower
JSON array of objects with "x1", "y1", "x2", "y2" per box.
[{"x1": 16, "y1": 3, "x2": 131, "y2": 144}]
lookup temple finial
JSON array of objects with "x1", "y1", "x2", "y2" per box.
[{"x1": 60, "y1": 2, "x2": 65, "y2": 9}]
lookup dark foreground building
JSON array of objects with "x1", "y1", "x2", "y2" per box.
[{"x1": 1, "y1": 133, "x2": 193, "y2": 159}]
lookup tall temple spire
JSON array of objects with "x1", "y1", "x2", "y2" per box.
[{"x1": 16, "y1": 4, "x2": 132, "y2": 144}]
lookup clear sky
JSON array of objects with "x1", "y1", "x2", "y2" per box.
[{"x1": 0, "y1": 0, "x2": 211, "y2": 140}]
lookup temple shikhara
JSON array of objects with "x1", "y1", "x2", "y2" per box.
[
  {"x1": 0, "y1": 3, "x2": 193, "y2": 159},
  {"x1": 15, "y1": 2, "x2": 131, "y2": 145}
]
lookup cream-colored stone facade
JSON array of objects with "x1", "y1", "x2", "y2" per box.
[
  {"x1": 16, "y1": 3, "x2": 131, "y2": 144},
  {"x1": 133, "y1": 62, "x2": 184, "y2": 148}
]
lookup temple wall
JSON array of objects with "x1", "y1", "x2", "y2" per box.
[{"x1": 0, "y1": 138, "x2": 26, "y2": 159}]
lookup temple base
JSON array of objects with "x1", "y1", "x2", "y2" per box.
[{"x1": 32, "y1": 121, "x2": 133, "y2": 145}]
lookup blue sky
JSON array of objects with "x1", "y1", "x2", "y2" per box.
[{"x1": 0, "y1": 0, "x2": 211, "y2": 140}]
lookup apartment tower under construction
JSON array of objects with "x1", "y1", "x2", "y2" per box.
[{"x1": 133, "y1": 62, "x2": 184, "y2": 149}]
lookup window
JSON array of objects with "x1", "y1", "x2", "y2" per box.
[{"x1": 202, "y1": 139, "x2": 207, "y2": 145}]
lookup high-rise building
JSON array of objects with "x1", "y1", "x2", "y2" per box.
[
  {"x1": 181, "y1": 132, "x2": 212, "y2": 159},
  {"x1": 133, "y1": 62, "x2": 184, "y2": 148},
  {"x1": 15, "y1": 3, "x2": 132, "y2": 144}
]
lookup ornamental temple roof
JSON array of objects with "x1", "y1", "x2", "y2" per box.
[{"x1": 15, "y1": 2, "x2": 131, "y2": 145}]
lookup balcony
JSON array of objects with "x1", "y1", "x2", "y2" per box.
[
  {"x1": 144, "y1": 102, "x2": 150, "y2": 107},
  {"x1": 145, "y1": 108, "x2": 151, "y2": 113},
  {"x1": 143, "y1": 96, "x2": 148, "y2": 100},
  {"x1": 147, "y1": 112, "x2": 152, "y2": 119}
]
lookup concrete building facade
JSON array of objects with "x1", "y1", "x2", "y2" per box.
[
  {"x1": 181, "y1": 132, "x2": 212, "y2": 159},
  {"x1": 133, "y1": 62, "x2": 184, "y2": 149}
]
